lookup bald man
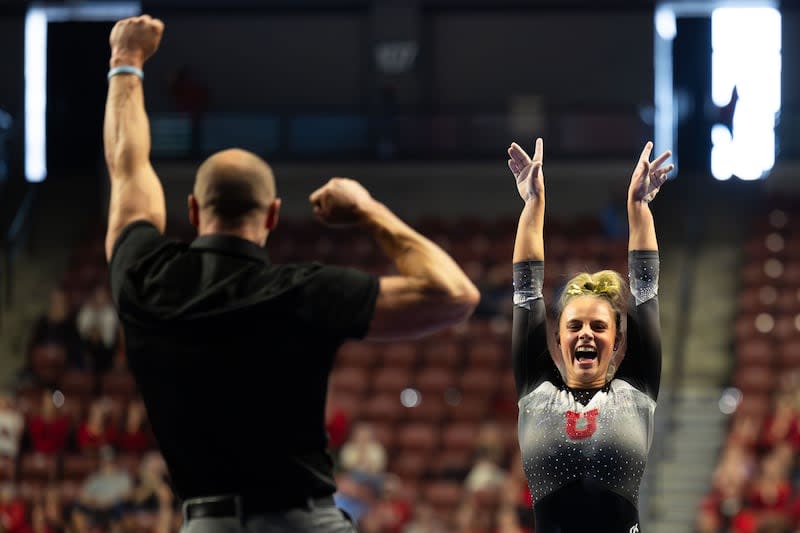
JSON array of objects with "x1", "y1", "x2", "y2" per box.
[
  {"x1": 188, "y1": 148, "x2": 279, "y2": 243},
  {"x1": 103, "y1": 16, "x2": 479, "y2": 533}
]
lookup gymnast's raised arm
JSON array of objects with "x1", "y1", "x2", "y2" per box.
[
  {"x1": 508, "y1": 138, "x2": 551, "y2": 399},
  {"x1": 614, "y1": 141, "x2": 674, "y2": 399}
]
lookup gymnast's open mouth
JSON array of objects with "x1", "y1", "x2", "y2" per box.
[{"x1": 575, "y1": 345, "x2": 598, "y2": 362}]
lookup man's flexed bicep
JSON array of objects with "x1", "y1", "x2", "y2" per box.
[
  {"x1": 309, "y1": 177, "x2": 480, "y2": 342},
  {"x1": 366, "y1": 275, "x2": 477, "y2": 341},
  {"x1": 103, "y1": 15, "x2": 167, "y2": 261}
]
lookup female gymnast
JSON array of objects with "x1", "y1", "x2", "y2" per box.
[{"x1": 508, "y1": 138, "x2": 673, "y2": 532}]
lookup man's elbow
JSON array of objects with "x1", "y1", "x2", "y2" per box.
[
  {"x1": 464, "y1": 284, "x2": 481, "y2": 312},
  {"x1": 105, "y1": 145, "x2": 146, "y2": 178},
  {"x1": 450, "y1": 283, "x2": 481, "y2": 322},
  {"x1": 105, "y1": 151, "x2": 131, "y2": 178}
]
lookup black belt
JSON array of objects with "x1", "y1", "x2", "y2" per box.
[{"x1": 183, "y1": 494, "x2": 337, "y2": 521}]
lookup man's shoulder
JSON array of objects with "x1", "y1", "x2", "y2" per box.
[
  {"x1": 110, "y1": 221, "x2": 183, "y2": 272},
  {"x1": 277, "y1": 261, "x2": 378, "y2": 292}
]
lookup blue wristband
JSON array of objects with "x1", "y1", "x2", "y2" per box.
[{"x1": 107, "y1": 66, "x2": 143, "y2": 81}]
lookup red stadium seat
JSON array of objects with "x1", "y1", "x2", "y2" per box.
[
  {"x1": 423, "y1": 481, "x2": 463, "y2": 516},
  {"x1": 388, "y1": 451, "x2": 431, "y2": 482},
  {"x1": 732, "y1": 366, "x2": 776, "y2": 393},
  {"x1": 773, "y1": 315, "x2": 798, "y2": 340},
  {"x1": 735, "y1": 339, "x2": 774, "y2": 366},
  {"x1": 784, "y1": 264, "x2": 800, "y2": 286},
  {"x1": 733, "y1": 314, "x2": 773, "y2": 341},
  {"x1": 371, "y1": 368, "x2": 413, "y2": 395},
  {"x1": 776, "y1": 289, "x2": 800, "y2": 313},
  {"x1": 19, "y1": 453, "x2": 58, "y2": 483},
  {"x1": 57, "y1": 370, "x2": 96, "y2": 401},
  {"x1": 116, "y1": 453, "x2": 141, "y2": 478},
  {"x1": 442, "y1": 422, "x2": 480, "y2": 452},
  {"x1": 446, "y1": 396, "x2": 491, "y2": 422},
  {"x1": 429, "y1": 448, "x2": 473, "y2": 479},
  {"x1": 735, "y1": 393, "x2": 771, "y2": 418},
  {"x1": 414, "y1": 368, "x2": 456, "y2": 396},
  {"x1": 329, "y1": 367, "x2": 370, "y2": 396},
  {"x1": 359, "y1": 393, "x2": 407, "y2": 424},
  {"x1": 466, "y1": 341, "x2": 506, "y2": 369},
  {"x1": 777, "y1": 340, "x2": 800, "y2": 369},
  {"x1": 419, "y1": 340, "x2": 463, "y2": 370},
  {"x1": 405, "y1": 395, "x2": 447, "y2": 424},
  {"x1": 396, "y1": 423, "x2": 439, "y2": 453},
  {"x1": 59, "y1": 480, "x2": 82, "y2": 505},
  {"x1": 17, "y1": 481, "x2": 46, "y2": 504},
  {"x1": 61, "y1": 454, "x2": 100, "y2": 482},
  {"x1": 381, "y1": 342, "x2": 419, "y2": 370},
  {"x1": 458, "y1": 368, "x2": 498, "y2": 396},
  {"x1": 737, "y1": 287, "x2": 768, "y2": 314},
  {"x1": 367, "y1": 422, "x2": 396, "y2": 450},
  {"x1": 741, "y1": 262, "x2": 770, "y2": 287},
  {"x1": 0, "y1": 457, "x2": 15, "y2": 483},
  {"x1": 336, "y1": 342, "x2": 377, "y2": 369}
]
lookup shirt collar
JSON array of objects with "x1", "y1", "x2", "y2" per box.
[{"x1": 189, "y1": 233, "x2": 270, "y2": 264}]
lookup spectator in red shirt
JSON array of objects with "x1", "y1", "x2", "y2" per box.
[
  {"x1": 357, "y1": 475, "x2": 412, "y2": 533},
  {"x1": 0, "y1": 483, "x2": 28, "y2": 533},
  {"x1": 76, "y1": 399, "x2": 117, "y2": 455},
  {"x1": 27, "y1": 390, "x2": 71, "y2": 455},
  {"x1": 115, "y1": 399, "x2": 152, "y2": 455},
  {"x1": 747, "y1": 446, "x2": 793, "y2": 515},
  {"x1": 18, "y1": 502, "x2": 56, "y2": 533},
  {"x1": 325, "y1": 398, "x2": 350, "y2": 456},
  {"x1": 727, "y1": 414, "x2": 761, "y2": 451},
  {"x1": 758, "y1": 393, "x2": 798, "y2": 452},
  {"x1": 41, "y1": 485, "x2": 66, "y2": 533}
]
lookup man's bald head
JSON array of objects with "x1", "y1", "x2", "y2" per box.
[{"x1": 193, "y1": 149, "x2": 276, "y2": 227}]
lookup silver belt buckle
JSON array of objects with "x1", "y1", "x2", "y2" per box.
[{"x1": 183, "y1": 494, "x2": 242, "y2": 522}]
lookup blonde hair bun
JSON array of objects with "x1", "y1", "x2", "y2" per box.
[{"x1": 559, "y1": 270, "x2": 626, "y2": 315}]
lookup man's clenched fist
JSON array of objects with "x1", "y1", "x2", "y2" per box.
[
  {"x1": 309, "y1": 177, "x2": 377, "y2": 227},
  {"x1": 109, "y1": 15, "x2": 164, "y2": 68}
]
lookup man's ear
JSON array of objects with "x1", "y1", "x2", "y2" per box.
[
  {"x1": 265, "y1": 197, "x2": 281, "y2": 231},
  {"x1": 188, "y1": 194, "x2": 199, "y2": 228}
]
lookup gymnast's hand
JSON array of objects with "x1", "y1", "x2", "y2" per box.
[
  {"x1": 508, "y1": 137, "x2": 544, "y2": 203},
  {"x1": 628, "y1": 141, "x2": 673, "y2": 204},
  {"x1": 309, "y1": 177, "x2": 377, "y2": 227},
  {"x1": 109, "y1": 14, "x2": 164, "y2": 68}
]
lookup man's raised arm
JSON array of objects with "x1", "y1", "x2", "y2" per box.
[
  {"x1": 309, "y1": 178, "x2": 480, "y2": 341},
  {"x1": 104, "y1": 15, "x2": 167, "y2": 261}
]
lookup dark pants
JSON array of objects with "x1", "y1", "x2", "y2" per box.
[{"x1": 180, "y1": 496, "x2": 357, "y2": 533}]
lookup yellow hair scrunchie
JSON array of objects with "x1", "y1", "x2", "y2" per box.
[{"x1": 565, "y1": 280, "x2": 613, "y2": 298}]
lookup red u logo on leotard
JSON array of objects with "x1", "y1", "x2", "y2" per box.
[{"x1": 565, "y1": 409, "x2": 599, "y2": 439}]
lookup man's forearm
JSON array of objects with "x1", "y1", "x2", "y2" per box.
[
  {"x1": 104, "y1": 69, "x2": 151, "y2": 178},
  {"x1": 361, "y1": 202, "x2": 479, "y2": 303}
]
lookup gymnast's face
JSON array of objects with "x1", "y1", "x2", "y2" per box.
[{"x1": 557, "y1": 296, "x2": 618, "y2": 389}]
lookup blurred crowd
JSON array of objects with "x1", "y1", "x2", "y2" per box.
[
  {"x1": 2, "y1": 207, "x2": 798, "y2": 533},
  {"x1": 696, "y1": 370, "x2": 800, "y2": 533},
  {"x1": 695, "y1": 205, "x2": 800, "y2": 533}
]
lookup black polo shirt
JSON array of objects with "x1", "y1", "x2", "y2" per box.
[{"x1": 109, "y1": 221, "x2": 379, "y2": 503}]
